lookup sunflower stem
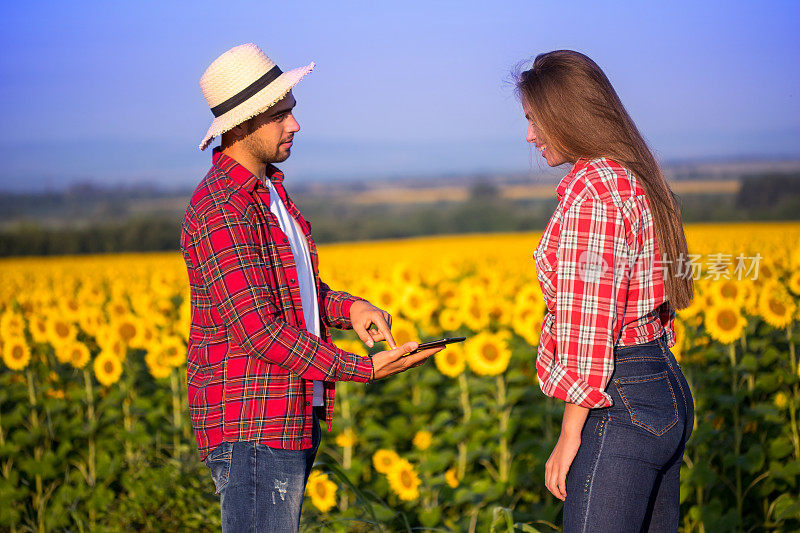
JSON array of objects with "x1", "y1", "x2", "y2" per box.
[
  {"x1": 496, "y1": 375, "x2": 510, "y2": 484},
  {"x1": 787, "y1": 325, "x2": 800, "y2": 460},
  {"x1": 340, "y1": 381, "x2": 351, "y2": 511},
  {"x1": 728, "y1": 343, "x2": 743, "y2": 530},
  {"x1": 457, "y1": 373, "x2": 471, "y2": 480},
  {"x1": 170, "y1": 367, "x2": 182, "y2": 458},
  {"x1": 27, "y1": 370, "x2": 45, "y2": 533},
  {"x1": 121, "y1": 380, "x2": 134, "y2": 464},
  {"x1": 83, "y1": 367, "x2": 96, "y2": 528}
]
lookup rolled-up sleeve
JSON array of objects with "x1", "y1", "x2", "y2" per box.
[
  {"x1": 539, "y1": 197, "x2": 629, "y2": 408},
  {"x1": 191, "y1": 203, "x2": 373, "y2": 383}
]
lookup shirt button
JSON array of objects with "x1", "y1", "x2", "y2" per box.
[
  {"x1": 283, "y1": 238, "x2": 288, "y2": 243},
  {"x1": 305, "y1": 401, "x2": 311, "y2": 406},
  {"x1": 290, "y1": 278, "x2": 296, "y2": 283}
]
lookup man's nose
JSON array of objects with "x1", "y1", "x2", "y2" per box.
[{"x1": 286, "y1": 114, "x2": 300, "y2": 133}]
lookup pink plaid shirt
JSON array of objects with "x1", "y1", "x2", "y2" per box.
[
  {"x1": 180, "y1": 149, "x2": 373, "y2": 459},
  {"x1": 533, "y1": 157, "x2": 675, "y2": 409}
]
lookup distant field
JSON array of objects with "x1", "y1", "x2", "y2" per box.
[{"x1": 349, "y1": 179, "x2": 741, "y2": 205}]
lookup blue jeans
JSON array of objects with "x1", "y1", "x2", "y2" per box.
[
  {"x1": 204, "y1": 412, "x2": 321, "y2": 532},
  {"x1": 563, "y1": 335, "x2": 694, "y2": 532}
]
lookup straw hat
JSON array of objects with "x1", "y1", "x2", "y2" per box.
[{"x1": 198, "y1": 43, "x2": 314, "y2": 150}]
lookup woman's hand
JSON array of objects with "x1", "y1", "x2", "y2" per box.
[
  {"x1": 545, "y1": 430, "x2": 581, "y2": 501},
  {"x1": 545, "y1": 402, "x2": 590, "y2": 501}
]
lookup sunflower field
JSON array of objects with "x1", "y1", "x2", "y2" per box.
[{"x1": 1, "y1": 222, "x2": 799, "y2": 532}]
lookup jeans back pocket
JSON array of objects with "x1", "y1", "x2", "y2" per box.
[
  {"x1": 615, "y1": 371, "x2": 678, "y2": 436},
  {"x1": 204, "y1": 442, "x2": 233, "y2": 494}
]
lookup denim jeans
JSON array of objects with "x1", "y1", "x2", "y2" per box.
[
  {"x1": 204, "y1": 411, "x2": 321, "y2": 532},
  {"x1": 563, "y1": 335, "x2": 694, "y2": 533}
]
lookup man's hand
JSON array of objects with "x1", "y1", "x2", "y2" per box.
[
  {"x1": 370, "y1": 342, "x2": 443, "y2": 380},
  {"x1": 350, "y1": 300, "x2": 396, "y2": 349}
]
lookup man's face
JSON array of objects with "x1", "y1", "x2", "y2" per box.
[{"x1": 242, "y1": 91, "x2": 300, "y2": 164}]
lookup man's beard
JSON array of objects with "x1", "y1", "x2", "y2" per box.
[{"x1": 245, "y1": 135, "x2": 289, "y2": 164}]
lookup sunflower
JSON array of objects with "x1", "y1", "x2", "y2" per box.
[
  {"x1": 389, "y1": 318, "x2": 417, "y2": 348},
  {"x1": 459, "y1": 293, "x2": 490, "y2": 332},
  {"x1": 112, "y1": 314, "x2": 143, "y2": 347},
  {"x1": 372, "y1": 449, "x2": 400, "y2": 474},
  {"x1": 306, "y1": 471, "x2": 337, "y2": 512},
  {"x1": 671, "y1": 319, "x2": 687, "y2": 363},
  {"x1": 789, "y1": 271, "x2": 800, "y2": 296},
  {"x1": 512, "y1": 303, "x2": 543, "y2": 346},
  {"x1": 437, "y1": 308, "x2": 462, "y2": 333},
  {"x1": 145, "y1": 350, "x2": 172, "y2": 379},
  {"x1": 28, "y1": 313, "x2": 50, "y2": 344},
  {"x1": 369, "y1": 283, "x2": 399, "y2": 315},
  {"x1": 71, "y1": 341, "x2": 91, "y2": 369},
  {"x1": 412, "y1": 430, "x2": 432, "y2": 451},
  {"x1": 2, "y1": 336, "x2": 31, "y2": 371},
  {"x1": 46, "y1": 316, "x2": 77, "y2": 347},
  {"x1": 335, "y1": 428, "x2": 357, "y2": 448},
  {"x1": 335, "y1": 340, "x2": 368, "y2": 357},
  {"x1": 434, "y1": 344, "x2": 465, "y2": 378},
  {"x1": 465, "y1": 331, "x2": 512, "y2": 376},
  {"x1": 485, "y1": 297, "x2": 512, "y2": 327},
  {"x1": 710, "y1": 279, "x2": 746, "y2": 307},
  {"x1": 98, "y1": 333, "x2": 128, "y2": 362},
  {"x1": 387, "y1": 459, "x2": 421, "y2": 501},
  {"x1": 435, "y1": 281, "x2": 460, "y2": 309},
  {"x1": 445, "y1": 468, "x2": 460, "y2": 488},
  {"x1": 157, "y1": 335, "x2": 185, "y2": 368},
  {"x1": 58, "y1": 296, "x2": 82, "y2": 322},
  {"x1": 105, "y1": 297, "x2": 130, "y2": 321},
  {"x1": 78, "y1": 307, "x2": 105, "y2": 337},
  {"x1": 678, "y1": 290, "x2": 705, "y2": 319},
  {"x1": 400, "y1": 286, "x2": 436, "y2": 323},
  {"x1": 391, "y1": 263, "x2": 421, "y2": 288},
  {"x1": 94, "y1": 351, "x2": 123, "y2": 387},
  {"x1": 758, "y1": 283, "x2": 796, "y2": 329},
  {"x1": 704, "y1": 303, "x2": 747, "y2": 344},
  {"x1": 773, "y1": 392, "x2": 788, "y2": 410},
  {"x1": 0, "y1": 310, "x2": 25, "y2": 338}
]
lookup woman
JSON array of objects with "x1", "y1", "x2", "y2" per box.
[{"x1": 516, "y1": 50, "x2": 695, "y2": 531}]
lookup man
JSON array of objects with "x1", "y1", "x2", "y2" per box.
[{"x1": 181, "y1": 43, "x2": 442, "y2": 532}]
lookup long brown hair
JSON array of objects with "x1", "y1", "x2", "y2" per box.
[{"x1": 516, "y1": 50, "x2": 693, "y2": 309}]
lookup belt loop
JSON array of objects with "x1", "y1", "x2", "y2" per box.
[{"x1": 657, "y1": 332, "x2": 666, "y2": 354}]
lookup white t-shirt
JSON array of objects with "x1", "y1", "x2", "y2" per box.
[{"x1": 265, "y1": 179, "x2": 324, "y2": 406}]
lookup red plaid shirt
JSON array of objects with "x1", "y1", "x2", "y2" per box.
[
  {"x1": 180, "y1": 149, "x2": 373, "y2": 459},
  {"x1": 533, "y1": 157, "x2": 675, "y2": 409}
]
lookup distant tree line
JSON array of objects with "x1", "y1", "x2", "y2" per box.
[{"x1": 1, "y1": 175, "x2": 799, "y2": 257}]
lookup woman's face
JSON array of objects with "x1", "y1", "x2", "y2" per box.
[{"x1": 524, "y1": 106, "x2": 569, "y2": 167}]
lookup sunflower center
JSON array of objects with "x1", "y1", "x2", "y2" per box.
[
  {"x1": 481, "y1": 344, "x2": 499, "y2": 362},
  {"x1": 12, "y1": 345, "x2": 24, "y2": 360},
  {"x1": 104, "y1": 361, "x2": 115, "y2": 373},
  {"x1": 400, "y1": 470, "x2": 413, "y2": 488},
  {"x1": 55, "y1": 323, "x2": 69, "y2": 337},
  {"x1": 717, "y1": 310, "x2": 737, "y2": 330},
  {"x1": 721, "y1": 283, "x2": 737, "y2": 298},
  {"x1": 315, "y1": 483, "x2": 327, "y2": 498},
  {"x1": 119, "y1": 323, "x2": 136, "y2": 340},
  {"x1": 768, "y1": 299, "x2": 786, "y2": 316},
  {"x1": 446, "y1": 352, "x2": 459, "y2": 365}
]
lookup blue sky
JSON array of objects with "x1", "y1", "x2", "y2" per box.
[{"x1": 1, "y1": 0, "x2": 798, "y2": 191}]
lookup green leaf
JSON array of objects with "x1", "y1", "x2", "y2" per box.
[
  {"x1": 418, "y1": 507, "x2": 441, "y2": 528},
  {"x1": 774, "y1": 493, "x2": 800, "y2": 521}
]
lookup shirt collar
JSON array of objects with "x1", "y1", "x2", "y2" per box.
[
  {"x1": 555, "y1": 158, "x2": 590, "y2": 200},
  {"x1": 212, "y1": 147, "x2": 285, "y2": 193}
]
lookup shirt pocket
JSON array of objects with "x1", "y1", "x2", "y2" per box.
[
  {"x1": 204, "y1": 441, "x2": 233, "y2": 494},
  {"x1": 614, "y1": 371, "x2": 679, "y2": 436}
]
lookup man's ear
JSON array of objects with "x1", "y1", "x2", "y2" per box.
[{"x1": 228, "y1": 122, "x2": 248, "y2": 140}]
